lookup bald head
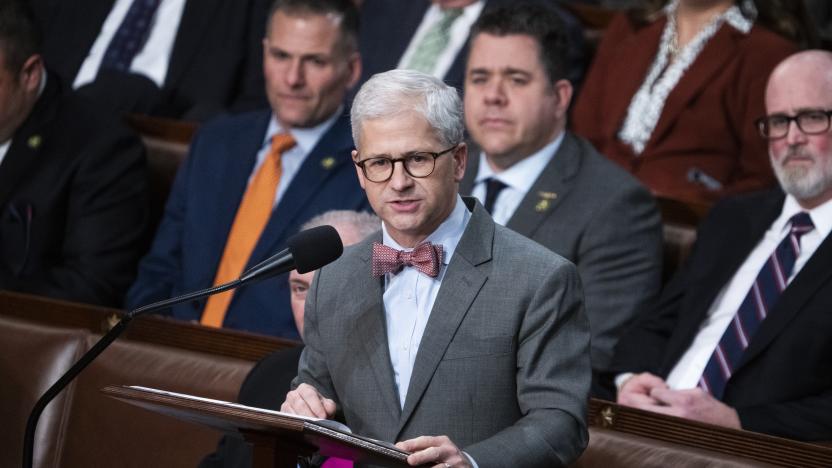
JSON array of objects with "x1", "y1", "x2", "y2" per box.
[{"x1": 764, "y1": 50, "x2": 832, "y2": 209}]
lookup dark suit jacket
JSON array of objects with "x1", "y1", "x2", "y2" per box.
[
  {"x1": 357, "y1": 0, "x2": 587, "y2": 93},
  {"x1": 199, "y1": 346, "x2": 305, "y2": 468},
  {"x1": 461, "y1": 132, "x2": 663, "y2": 374},
  {"x1": 572, "y1": 13, "x2": 797, "y2": 203},
  {"x1": 0, "y1": 73, "x2": 149, "y2": 307},
  {"x1": 609, "y1": 189, "x2": 832, "y2": 441},
  {"x1": 126, "y1": 110, "x2": 368, "y2": 339},
  {"x1": 32, "y1": 0, "x2": 269, "y2": 120},
  {"x1": 298, "y1": 199, "x2": 591, "y2": 466}
]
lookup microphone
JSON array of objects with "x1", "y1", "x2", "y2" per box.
[
  {"x1": 239, "y1": 225, "x2": 343, "y2": 283},
  {"x1": 22, "y1": 225, "x2": 343, "y2": 468}
]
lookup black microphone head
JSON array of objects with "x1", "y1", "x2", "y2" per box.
[{"x1": 287, "y1": 225, "x2": 344, "y2": 274}]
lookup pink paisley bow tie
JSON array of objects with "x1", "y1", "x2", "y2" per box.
[{"x1": 371, "y1": 242, "x2": 444, "y2": 277}]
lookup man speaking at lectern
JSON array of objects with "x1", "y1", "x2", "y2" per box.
[{"x1": 281, "y1": 69, "x2": 591, "y2": 467}]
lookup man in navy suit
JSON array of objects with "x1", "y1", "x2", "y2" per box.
[
  {"x1": 607, "y1": 50, "x2": 832, "y2": 442},
  {"x1": 127, "y1": 0, "x2": 367, "y2": 339}
]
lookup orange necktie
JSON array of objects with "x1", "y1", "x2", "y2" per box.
[{"x1": 200, "y1": 133, "x2": 296, "y2": 327}]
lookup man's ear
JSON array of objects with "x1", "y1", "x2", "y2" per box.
[
  {"x1": 19, "y1": 54, "x2": 43, "y2": 93},
  {"x1": 345, "y1": 52, "x2": 362, "y2": 90},
  {"x1": 453, "y1": 142, "x2": 467, "y2": 182},
  {"x1": 351, "y1": 149, "x2": 367, "y2": 190},
  {"x1": 552, "y1": 79, "x2": 573, "y2": 119}
]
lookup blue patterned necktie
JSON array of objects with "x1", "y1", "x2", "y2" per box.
[
  {"x1": 100, "y1": 0, "x2": 162, "y2": 72},
  {"x1": 698, "y1": 212, "x2": 815, "y2": 399}
]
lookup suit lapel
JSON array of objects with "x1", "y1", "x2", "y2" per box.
[
  {"x1": 647, "y1": 25, "x2": 738, "y2": 148},
  {"x1": 247, "y1": 113, "x2": 354, "y2": 266},
  {"x1": 396, "y1": 200, "x2": 491, "y2": 436},
  {"x1": 602, "y1": 18, "x2": 663, "y2": 141},
  {"x1": 505, "y1": 133, "x2": 582, "y2": 237},
  {"x1": 353, "y1": 235, "x2": 403, "y2": 423},
  {"x1": 48, "y1": 0, "x2": 116, "y2": 79},
  {"x1": 202, "y1": 112, "x2": 270, "y2": 277},
  {"x1": 737, "y1": 208, "x2": 832, "y2": 370},
  {"x1": 0, "y1": 78, "x2": 61, "y2": 208},
  {"x1": 166, "y1": 0, "x2": 220, "y2": 88}
]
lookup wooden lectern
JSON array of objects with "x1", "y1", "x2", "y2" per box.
[{"x1": 102, "y1": 385, "x2": 416, "y2": 468}]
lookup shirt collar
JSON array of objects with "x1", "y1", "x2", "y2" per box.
[
  {"x1": 382, "y1": 194, "x2": 470, "y2": 266},
  {"x1": 264, "y1": 105, "x2": 343, "y2": 153},
  {"x1": 474, "y1": 132, "x2": 564, "y2": 192},
  {"x1": 778, "y1": 194, "x2": 832, "y2": 240}
]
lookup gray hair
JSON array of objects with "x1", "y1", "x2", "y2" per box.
[
  {"x1": 350, "y1": 69, "x2": 464, "y2": 148},
  {"x1": 300, "y1": 210, "x2": 380, "y2": 240}
]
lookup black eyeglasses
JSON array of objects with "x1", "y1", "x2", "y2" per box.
[
  {"x1": 354, "y1": 144, "x2": 458, "y2": 182},
  {"x1": 755, "y1": 110, "x2": 832, "y2": 139}
]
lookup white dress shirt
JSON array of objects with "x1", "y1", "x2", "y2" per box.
[
  {"x1": 470, "y1": 133, "x2": 564, "y2": 225},
  {"x1": 73, "y1": 0, "x2": 187, "y2": 89},
  {"x1": 381, "y1": 195, "x2": 470, "y2": 408},
  {"x1": 665, "y1": 195, "x2": 832, "y2": 389},
  {"x1": 0, "y1": 140, "x2": 10, "y2": 168},
  {"x1": 397, "y1": 1, "x2": 485, "y2": 80},
  {"x1": 250, "y1": 109, "x2": 342, "y2": 207}
]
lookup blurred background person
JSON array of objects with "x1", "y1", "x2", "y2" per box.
[
  {"x1": 29, "y1": 0, "x2": 270, "y2": 120},
  {"x1": 460, "y1": 3, "x2": 662, "y2": 385},
  {"x1": 605, "y1": 50, "x2": 832, "y2": 442},
  {"x1": 126, "y1": 0, "x2": 368, "y2": 339},
  {"x1": 0, "y1": 0, "x2": 149, "y2": 307},
  {"x1": 572, "y1": 0, "x2": 814, "y2": 204}
]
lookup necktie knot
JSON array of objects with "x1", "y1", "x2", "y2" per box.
[
  {"x1": 789, "y1": 212, "x2": 814, "y2": 237},
  {"x1": 483, "y1": 178, "x2": 508, "y2": 214},
  {"x1": 372, "y1": 242, "x2": 444, "y2": 277},
  {"x1": 271, "y1": 133, "x2": 297, "y2": 157}
]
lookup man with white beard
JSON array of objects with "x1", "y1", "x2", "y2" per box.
[{"x1": 601, "y1": 50, "x2": 832, "y2": 443}]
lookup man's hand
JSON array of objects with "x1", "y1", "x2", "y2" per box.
[
  {"x1": 617, "y1": 372, "x2": 668, "y2": 407},
  {"x1": 280, "y1": 383, "x2": 336, "y2": 419},
  {"x1": 645, "y1": 387, "x2": 742, "y2": 429},
  {"x1": 396, "y1": 435, "x2": 472, "y2": 468}
]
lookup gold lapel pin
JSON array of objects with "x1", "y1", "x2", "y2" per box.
[
  {"x1": 321, "y1": 156, "x2": 336, "y2": 170},
  {"x1": 535, "y1": 199, "x2": 550, "y2": 212},
  {"x1": 537, "y1": 191, "x2": 557, "y2": 200},
  {"x1": 27, "y1": 135, "x2": 42, "y2": 149}
]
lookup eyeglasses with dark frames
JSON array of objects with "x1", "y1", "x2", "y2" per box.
[
  {"x1": 354, "y1": 144, "x2": 459, "y2": 182},
  {"x1": 755, "y1": 109, "x2": 832, "y2": 139}
]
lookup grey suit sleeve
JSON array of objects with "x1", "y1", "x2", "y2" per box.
[
  {"x1": 465, "y1": 259, "x2": 591, "y2": 467},
  {"x1": 578, "y1": 183, "x2": 662, "y2": 372},
  {"x1": 294, "y1": 268, "x2": 339, "y2": 404}
]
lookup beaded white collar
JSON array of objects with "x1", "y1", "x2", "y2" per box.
[{"x1": 617, "y1": 0, "x2": 754, "y2": 155}]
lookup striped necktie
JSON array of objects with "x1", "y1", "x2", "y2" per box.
[
  {"x1": 698, "y1": 212, "x2": 814, "y2": 399},
  {"x1": 405, "y1": 8, "x2": 463, "y2": 74}
]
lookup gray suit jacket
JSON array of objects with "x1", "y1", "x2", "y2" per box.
[
  {"x1": 297, "y1": 198, "x2": 590, "y2": 467},
  {"x1": 461, "y1": 132, "x2": 662, "y2": 372}
]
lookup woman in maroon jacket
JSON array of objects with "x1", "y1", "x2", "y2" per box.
[{"x1": 572, "y1": 0, "x2": 813, "y2": 204}]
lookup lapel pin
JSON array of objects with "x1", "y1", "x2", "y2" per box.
[
  {"x1": 535, "y1": 199, "x2": 550, "y2": 212},
  {"x1": 27, "y1": 135, "x2": 42, "y2": 149},
  {"x1": 321, "y1": 156, "x2": 336, "y2": 170},
  {"x1": 537, "y1": 191, "x2": 557, "y2": 200}
]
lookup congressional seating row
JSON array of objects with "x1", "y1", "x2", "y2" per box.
[
  {"x1": 2, "y1": 291, "x2": 830, "y2": 468},
  {"x1": 123, "y1": 114, "x2": 708, "y2": 282}
]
